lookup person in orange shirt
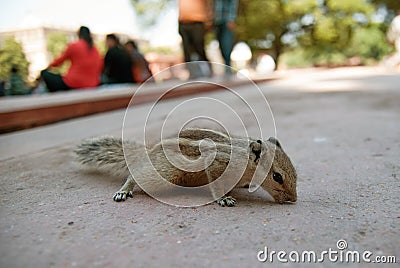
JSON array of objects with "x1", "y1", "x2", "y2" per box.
[
  {"x1": 178, "y1": 0, "x2": 212, "y2": 78},
  {"x1": 41, "y1": 26, "x2": 103, "y2": 92}
]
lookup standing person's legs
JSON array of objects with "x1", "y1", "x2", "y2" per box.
[
  {"x1": 41, "y1": 70, "x2": 71, "y2": 92},
  {"x1": 191, "y1": 22, "x2": 208, "y2": 62},
  {"x1": 191, "y1": 22, "x2": 212, "y2": 77},
  {"x1": 216, "y1": 23, "x2": 235, "y2": 74},
  {"x1": 178, "y1": 23, "x2": 192, "y2": 63},
  {"x1": 179, "y1": 22, "x2": 200, "y2": 78}
]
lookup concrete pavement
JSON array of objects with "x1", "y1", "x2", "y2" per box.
[{"x1": 0, "y1": 67, "x2": 399, "y2": 267}]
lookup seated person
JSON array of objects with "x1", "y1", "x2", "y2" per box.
[
  {"x1": 103, "y1": 34, "x2": 134, "y2": 84},
  {"x1": 41, "y1": 26, "x2": 103, "y2": 92},
  {"x1": 125, "y1": 40, "x2": 153, "y2": 83}
]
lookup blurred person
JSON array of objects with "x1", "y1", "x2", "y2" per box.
[
  {"x1": 213, "y1": 0, "x2": 238, "y2": 76},
  {"x1": 5, "y1": 66, "x2": 30, "y2": 96},
  {"x1": 178, "y1": 0, "x2": 212, "y2": 78},
  {"x1": 125, "y1": 40, "x2": 153, "y2": 83},
  {"x1": 388, "y1": 10, "x2": 400, "y2": 52},
  {"x1": 41, "y1": 26, "x2": 103, "y2": 92},
  {"x1": 103, "y1": 34, "x2": 134, "y2": 84},
  {"x1": 387, "y1": 10, "x2": 400, "y2": 70}
]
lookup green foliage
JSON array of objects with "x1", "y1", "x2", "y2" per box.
[
  {"x1": 311, "y1": 0, "x2": 373, "y2": 47},
  {"x1": 283, "y1": 25, "x2": 394, "y2": 67},
  {"x1": 47, "y1": 32, "x2": 69, "y2": 74},
  {"x1": 282, "y1": 46, "x2": 348, "y2": 68},
  {"x1": 0, "y1": 38, "x2": 29, "y2": 82},
  {"x1": 347, "y1": 25, "x2": 394, "y2": 60},
  {"x1": 237, "y1": 0, "x2": 377, "y2": 62},
  {"x1": 131, "y1": 0, "x2": 172, "y2": 27},
  {"x1": 312, "y1": 15, "x2": 338, "y2": 43},
  {"x1": 47, "y1": 32, "x2": 68, "y2": 57},
  {"x1": 141, "y1": 45, "x2": 176, "y2": 54},
  {"x1": 371, "y1": 0, "x2": 400, "y2": 11},
  {"x1": 237, "y1": 0, "x2": 400, "y2": 67},
  {"x1": 280, "y1": 48, "x2": 314, "y2": 68},
  {"x1": 328, "y1": 0, "x2": 372, "y2": 13},
  {"x1": 236, "y1": 0, "x2": 319, "y2": 62}
]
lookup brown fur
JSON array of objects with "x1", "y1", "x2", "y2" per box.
[{"x1": 75, "y1": 128, "x2": 297, "y2": 206}]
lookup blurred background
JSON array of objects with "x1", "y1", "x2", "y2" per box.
[{"x1": 0, "y1": 0, "x2": 399, "y2": 84}]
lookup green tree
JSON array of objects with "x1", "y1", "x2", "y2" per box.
[
  {"x1": 131, "y1": 0, "x2": 172, "y2": 28},
  {"x1": 47, "y1": 32, "x2": 69, "y2": 74},
  {"x1": 236, "y1": 0, "x2": 318, "y2": 64},
  {"x1": 372, "y1": 0, "x2": 400, "y2": 11},
  {"x1": 347, "y1": 25, "x2": 393, "y2": 60},
  {"x1": 236, "y1": 0, "x2": 376, "y2": 65},
  {"x1": 302, "y1": 0, "x2": 375, "y2": 65},
  {"x1": 0, "y1": 38, "x2": 29, "y2": 82},
  {"x1": 47, "y1": 32, "x2": 68, "y2": 57}
]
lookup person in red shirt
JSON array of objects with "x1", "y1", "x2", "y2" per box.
[{"x1": 41, "y1": 26, "x2": 103, "y2": 92}]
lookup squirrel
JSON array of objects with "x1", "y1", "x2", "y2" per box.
[{"x1": 75, "y1": 128, "x2": 297, "y2": 207}]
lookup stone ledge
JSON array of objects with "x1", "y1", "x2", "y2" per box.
[{"x1": 0, "y1": 77, "x2": 275, "y2": 133}]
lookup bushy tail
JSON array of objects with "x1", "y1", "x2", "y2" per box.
[{"x1": 74, "y1": 136, "x2": 140, "y2": 178}]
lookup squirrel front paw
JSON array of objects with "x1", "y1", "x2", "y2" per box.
[
  {"x1": 113, "y1": 191, "x2": 133, "y2": 202},
  {"x1": 216, "y1": 196, "x2": 237, "y2": 207}
]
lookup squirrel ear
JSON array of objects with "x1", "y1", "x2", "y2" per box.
[
  {"x1": 268, "y1": 137, "x2": 282, "y2": 148},
  {"x1": 250, "y1": 141, "x2": 262, "y2": 162}
]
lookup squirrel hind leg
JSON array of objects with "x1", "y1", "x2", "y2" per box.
[
  {"x1": 205, "y1": 157, "x2": 237, "y2": 207},
  {"x1": 113, "y1": 175, "x2": 136, "y2": 202}
]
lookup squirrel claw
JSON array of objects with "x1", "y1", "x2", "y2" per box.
[
  {"x1": 217, "y1": 196, "x2": 236, "y2": 207},
  {"x1": 113, "y1": 191, "x2": 133, "y2": 202}
]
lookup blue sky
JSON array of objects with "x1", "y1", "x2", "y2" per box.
[{"x1": 0, "y1": 0, "x2": 180, "y2": 46}]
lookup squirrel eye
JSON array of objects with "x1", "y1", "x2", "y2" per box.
[{"x1": 273, "y1": 172, "x2": 284, "y2": 184}]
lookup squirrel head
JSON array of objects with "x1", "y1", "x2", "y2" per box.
[{"x1": 249, "y1": 138, "x2": 297, "y2": 204}]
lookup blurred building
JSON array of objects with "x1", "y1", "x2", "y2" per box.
[{"x1": 0, "y1": 27, "x2": 146, "y2": 80}]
